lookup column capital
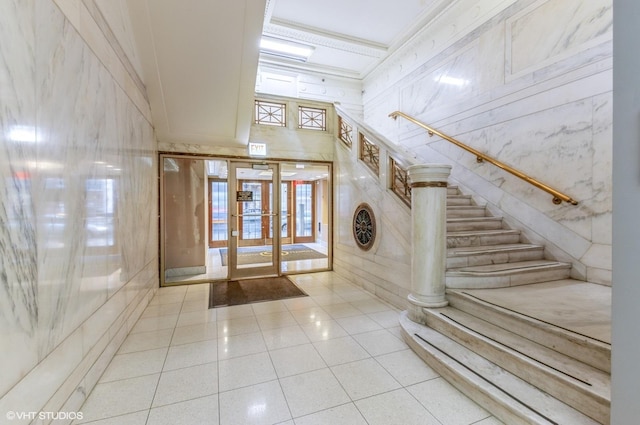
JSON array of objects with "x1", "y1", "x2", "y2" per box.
[{"x1": 407, "y1": 164, "x2": 452, "y2": 185}]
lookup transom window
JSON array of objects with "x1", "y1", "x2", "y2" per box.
[
  {"x1": 298, "y1": 106, "x2": 326, "y2": 131},
  {"x1": 255, "y1": 100, "x2": 286, "y2": 127}
]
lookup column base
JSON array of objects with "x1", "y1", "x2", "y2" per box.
[{"x1": 408, "y1": 293, "x2": 448, "y2": 309}]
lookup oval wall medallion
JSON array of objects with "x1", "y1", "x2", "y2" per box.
[{"x1": 353, "y1": 203, "x2": 376, "y2": 251}]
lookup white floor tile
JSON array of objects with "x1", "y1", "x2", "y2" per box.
[
  {"x1": 152, "y1": 363, "x2": 218, "y2": 407},
  {"x1": 374, "y1": 349, "x2": 439, "y2": 386},
  {"x1": 218, "y1": 352, "x2": 277, "y2": 392},
  {"x1": 352, "y1": 329, "x2": 407, "y2": 356},
  {"x1": 321, "y1": 303, "x2": 362, "y2": 319},
  {"x1": 219, "y1": 380, "x2": 291, "y2": 425},
  {"x1": 100, "y1": 348, "x2": 167, "y2": 382},
  {"x1": 171, "y1": 322, "x2": 218, "y2": 346},
  {"x1": 261, "y1": 325, "x2": 310, "y2": 350},
  {"x1": 74, "y1": 410, "x2": 149, "y2": 425},
  {"x1": 279, "y1": 368, "x2": 350, "y2": 418},
  {"x1": 312, "y1": 336, "x2": 370, "y2": 366},
  {"x1": 269, "y1": 344, "x2": 326, "y2": 377},
  {"x1": 367, "y1": 310, "x2": 401, "y2": 328},
  {"x1": 350, "y1": 298, "x2": 393, "y2": 314},
  {"x1": 163, "y1": 339, "x2": 218, "y2": 371},
  {"x1": 355, "y1": 388, "x2": 441, "y2": 425},
  {"x1": 147, "y1": 395, "x2": 219, "y2": 425},
  {"x1": 300, "y1": 319, "x2": 348, "y2": 342},
  {"x1": 293, "y1": 403, "x2": 368, "y2": 425},
  {"x1": 218, "y1": 331, "x2": 267, "y2": 360},
  {"x1": 78, "y1": 374, "x2": 159, "y2": 423},
  {"x1": 407, "y1": 377, "x2": 491, "y2": 425},
  {"x1": 216, "y1": 304, "x2": 255, "y2": 320},
  {"x1": 141, "y1": 302, "x2": 182, "y2": 319},
  {"x1": 291, "y1": 307, "x2": 332, "y2": 325},
  {"x1": 330, "y1": 358, "x2": 401, "y2": 400},
  {"x1": 176, "y1": 309, "x2": 217, "y2": 328},
  {"x1": 282, "y1": 297, "x2": 319, "y2": 311},
  {"x1": 255, "y1": 311, "x2": 298, "y2": 330},
  {"x1": 118, "y1": 329, "x2": 173, "y2": 354},
  {"x1": 335, "y1": 315, "x2": 383, "y2": 335},
  {"x1": 251, "y1": 300, "x2": 288, "y2": 315},
  {"x1": 130, "y1": 315, "x2": 179, "y2": 334},
  {"x1": 217, "y1": 316, "x2": 260, "y2": 337}
]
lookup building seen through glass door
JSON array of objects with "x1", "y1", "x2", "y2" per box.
[{"x1": 161, "y1": 156, "x2": 331, "y2": 285}]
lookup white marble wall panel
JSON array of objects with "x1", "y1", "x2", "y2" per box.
[
  {"x1": 361, "y1": 0, "x2": 612, "y2": 284},
  {"x1": 1, "y1": 0, "x2": 158, "y2": 420},
  {"x1": 507, "y1": 0, "x2": 612, "y2": 78},
  {"x1": 0, "y1": 0, "x2": 39, "y2": 400}
]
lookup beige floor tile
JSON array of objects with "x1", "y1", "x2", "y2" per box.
[
  {"x1": 336, "y1": 315, "x2": 383, "y2": 335},
  {"x1": 255, "y1": 310, "x2": 298, "y2": 330},
  {"x1": 118, "y1": 329, "x2": 173, "y2": 354},
  {"x1": 291, "y1": 306, "x2": 333, "y2": 324},
  {"x1": 176, "y1": 309, "x2": 217, "y2": 328},
  {"x1": 300, "y1": 319, "x2": 348, "y2": 342},
  {"x1": 217, "y1": 316, "x2": 260, "y2": 337}
]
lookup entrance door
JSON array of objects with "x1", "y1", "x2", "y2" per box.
[{"x1": 228, "y1": 162, "x2": 280, "y2": 279}]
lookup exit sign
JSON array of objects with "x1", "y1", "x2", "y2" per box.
[{"x1": 248, "y1": 142, "x2": 267, "y2": 157}]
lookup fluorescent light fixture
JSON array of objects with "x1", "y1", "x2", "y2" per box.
[{"x1": 260, "y1": 37, "x2": 314, "y2": 62}]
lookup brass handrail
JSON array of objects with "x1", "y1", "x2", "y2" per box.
[{"x1": 388, "y1": 111, "x2": 578, "y2": 205}]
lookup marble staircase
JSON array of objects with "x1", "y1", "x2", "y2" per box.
[
  {"x1": 401, "y1": 186, "x2": 611, "y2": 424},
  {"x1": 444, "y1": 185, "x2": 572, "y2": 288}
]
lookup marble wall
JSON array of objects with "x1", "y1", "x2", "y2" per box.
[
  {"x1": 0, "y1": 0, "x2": 157, "y2": 422},
  {"x1": 361, "y1": 0, "x2": 612, "y2": 285}
]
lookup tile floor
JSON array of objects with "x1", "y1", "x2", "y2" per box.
[{"x1": 76, "y1": 272, "x2": 504, "y2": 425}]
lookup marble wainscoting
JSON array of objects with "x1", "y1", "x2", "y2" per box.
[
  {"x1": 0, "y1": 0, "x2": 158, "y2": 422},
  {"x1": 362, "y1": 0, "x2": 612, "y2": 284},
  {"x1": 332, "y1": 141, "x2": 413, "y2": 310}
]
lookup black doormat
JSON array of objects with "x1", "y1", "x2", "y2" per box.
[{"x1": 209, "y1": 276, "x2": 308, "y2": 308}]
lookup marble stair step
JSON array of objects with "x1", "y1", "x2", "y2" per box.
[
  {"x1": 446, "y1": 194, "x2": 473, "y2": 206},
  {"x1": 446, "y1": 289, "x2": 611, "y2": 373},
  {"x1": 423, "y1": 307, "x2": 610, "y2": 424},
  {"x1": 400, "y1": 312, "x2": 600, "y2": 425},
  {"x1": 446, "y1": 205, "x2": 488, "y2": 217},
  {"x1": 447, "y1": 216, "x2": 504, "y2": 231},
  {"x1": 446, "y1": 260, "x2": 572, "y2": 288},
  {"x1": 446, "y1": 244, "x2": 544, "y2": 268},
  {"x1": 447, "y1": 185, "x2": 460, "y2": 195},
  {"x1": 447, "y1": 229, "x2": 522, "y2": 247}
]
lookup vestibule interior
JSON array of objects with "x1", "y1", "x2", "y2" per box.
[{"x1": 161, "y1": 156, "x2": 331, "y2": 285}]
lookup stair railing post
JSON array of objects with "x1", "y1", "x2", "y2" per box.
[{"x1": 406, "y1": 164, "x2": 451, "y2": 323}]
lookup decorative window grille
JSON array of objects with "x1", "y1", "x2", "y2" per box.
[
  {"x1": 255, "y1": 100, "x2": 286, "y2": 126},
  {"x1": 390, "y1": 157, "x2": 411, "y2": 207},
  {"x1": 359, "y1": 133, "x2": 379, "y2": 175},
  {"x1": 338, "y1": 116, "x2": 353, "y2": 148},
  {"x1": 298, "y1": 106, "x2": 326, "y2": 131}
]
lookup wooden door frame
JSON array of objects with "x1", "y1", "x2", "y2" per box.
[{"x1": 292, "y1": 180, "x2": 316, "y2": 244}]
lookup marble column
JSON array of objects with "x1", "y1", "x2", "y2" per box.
[{"x1": 407, "y1": 164, "x2": 451, "y2": 323}]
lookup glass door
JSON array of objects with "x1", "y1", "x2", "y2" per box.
[{"x1": 228, "y1": 162, "x2": 280, "y2": 279}]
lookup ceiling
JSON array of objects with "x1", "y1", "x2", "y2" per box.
[{"x1": 126, "y1": 0, "x2": 449, "y2": 147}]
